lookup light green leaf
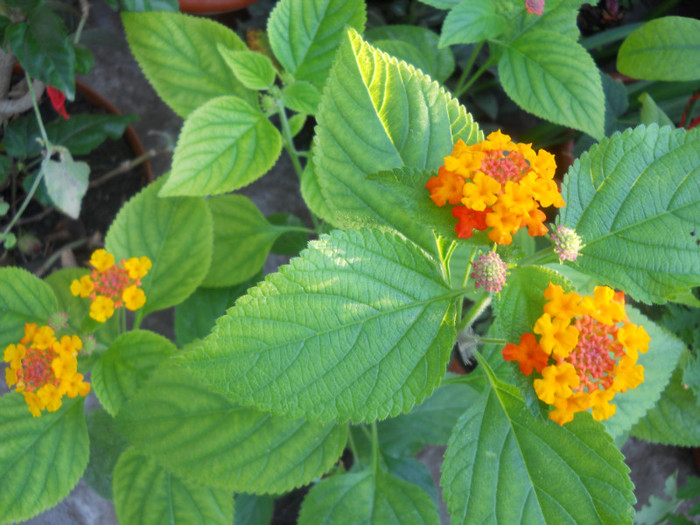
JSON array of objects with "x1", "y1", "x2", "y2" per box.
[
  {"x1": 602, "y1": 307, "x2": 684, "y2": 439},
  {"x1": 122, "y1": 11, "x2": 255, "y2": 117},
  {"x1": 559, "y1": 125, "x2": 700, "y2": 304},
  {"x1": 639, "y1": 92, "x2": 674, "y2": 127},
  {"x1": 83, "y1": 408, "x2": 128, "y2": 500},
  {"x1": 0, "y1": 396, "x2": 88, "y2": 524},
  {"x1": 631, "y1": 357, "x2": 700, "y2": 447},
  {"x1": 288, "y1": 113, "x2": 307, "y2": 137},
  {"x1": 113, "y1": 447, "x2": 234, "y2": 525},
  {"x1": 366, "y1": 25, "x2": 454, "y2": 83},
  {"x1": 439, "y1": 0, "x2": 506, "y2": 46},
  {"x1": 181, "y1": 228, "x2": 457, "y2": 423},
  {"x1": 298, "y1": 469, "x2": 439, "y2": 525},
  {"x1": 300, "y1": 152, "x2": 335, "y2": 224},
  {"x1": 0, "y1": 267, "x2": 58, "y2": 348},
  {"x1": 267, "y1": 0, "x2": 366, "y2": 88},
  {"x1": 201, "y1": 194, "x2": 281, "y2": 288},
  {"x1": 498, "y1": 30, "x2": 604, "y2": 139},
  {"x1": 161, "y1": 96, "x2": 282, "y2": 196},
  {"x1": 280, "y1": 80, "x2": 321, "y2": 114},
  {"x1": 441, "y1": 368, "x2": 635, "y2": 524},
  {"x1": 116, "y1": 364, "x2": 346, "y2": 494},
  {"x1": 105, "y1": 177, "x2": 213, "y2": 315},
  {"x1": 505, "y1": 0, "x2": 587, "y2": 42},
  {"x1": 43, "y1": 154, "x2": 90, "y2": 219},
  {"x1": 91, "y1": 330, "x2": 177, "y2": 416},
  {"x1": 218, "y1": 46, "x2": 276, "y2": 91},
  {"x1": 617, "y1": 16, "x2": 700, "y2": 82},
  {"x1": 314, "y1": 28, "x2": 481, "y2": 253}
]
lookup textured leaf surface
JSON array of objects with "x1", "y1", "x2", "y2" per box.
[
  {"x1": 182, "y1": 228, "x2": 457, "y2": 423},
  {"x1": 559, "y1": 125, "x2": 700, "y2": 303},
  {"x1": 498, "y1": 30, "x2": 605, "y2": 139},
  {"x1": 105, "y1": 178, "x2": 213, "y2": 315},
  {"x1": 314, "y1": 29, "x2": 481, "y2": 253},
  {"x1": 116, "y1": 364, "x2": 346, "y2": 494},
  {"x1": 218, "y1": 47, "x2": 276, "y2": 90},
  {"x1": 91, "y1": 330, "x2": 176, "y2": 416},
  {"x1": 0, "y1": 396, "x2": 88, "y2": 524},
  {"x1": 162, "y1": 96, "x2": 282, "y2": 197},
  {"x1": 122, "y1": 11, "x2": 255, "y2": 117},
  {"x1": 281, "y1": 80, "x2": 321, "y2": 114},
  {"x1": 201, "y1": 194, "x2": 281, "y2": 287},
  {"x1": 617, "y1": 16, "x2": 700, "y2": 82},
  {"x1": 439, "y1": 1, "x2": 506, "y2": 46},
  {"x1": 0, "y1": 267, "x2": 58, "y2": 348},
  {"x1": 267, "y1": 0, "x2": 366, "y2": 88},
  {"x1": 113, "y1": 447, "x2": 234, "y2": 525},
  {"x1": 300, "y1": 153, "x2": 335, "y2": 224},
  {"x1": 298, "y1": 469, "x2": 439, "y2": 525},
  {"x1": 441, "y1": 367, "x2": 635, "y2": 524}
]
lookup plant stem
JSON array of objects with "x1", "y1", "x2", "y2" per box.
[
  {"x1": 455, "y1": 55, "x2": 497, "y2": 98},
  {"x1": 35, "y1": 237, "x2": 88, "y2": 277},
  {"x1": 370, "y1": 421, "x2": 380, "y2": 477},
  {"x1": 457, "y1": 292, "x2": 492, "y2": 333},
  {"x1": 346, "y1": 425, "x2": 361, "y2": 469},
  {"x1": 478, "y1": 337, "x2": 508, "y2": 345},
  {"x1": 73, "y1": 0, "x2": 90, "y2": 44},
  {"x1": 27, "y1": 73, "x2": 50, "y2": 146},
  {"x1": 454, "y1": 42, "x2": 484, "y2": 96}
]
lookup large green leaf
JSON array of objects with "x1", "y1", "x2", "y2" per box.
[
  {"x1": 116, "y1": 364, "x2": 346, "y2": 494},
  {"x1": 617, "y1": 16, "x2": 700, "y2": 82},
  {"x1": 498, "y1": 30, "x2": 605, "y2": 139},
  {"x1": 122, "y1": 11, "x2": 255, "y2": 117},
  {"x1": 105, "y1": 177, "x2": 213, "y2": 316},
  {"x1": 113, "y1": 447, "x2": 234, "y2": 525},
  {"x1": 0, "y1": 267, "x2": 58, "y2": 348},
  {"x1": 84, "y1": 408, "x2": 128, "y2": 500},
  {"x1": 161, "y1": 96, "x2": 282, "y2": 197},
  {"x1": 439, "y1": 0, "x2": 506, "y2": 47},
  {"x1": 505, "y1": 0, "x2": 587, "y2": 42},
  {"x1": 300, "y1": 150, "x2": 335, "y2": 224},
  {"x1": 181, "y1": 228, "x2": 457, "y2": 423},
  {"x1": 298, "y1": 469, "x2": 439, "y2": 525},
  {"x1": 91, "y1": 330, "x2": 176, "y2": 416},
  {"x1": 267, "y1": 0, "x2": 366, "y2": 88},
  {"x1": 0, "y1": 396, "x2": 88, "y2": 524},
  {"x1": 201, "y1": 194, "x2": 282, "y2": 287},
  {"x1": 441, "y1": 365, "x2": 635, "y2": 524},
  {"x1": 314, "y1": 28, "x2": 481, "y2": 253},
  {"x1": 558, "y1": 125, "x2": 700, "y2": 303}
]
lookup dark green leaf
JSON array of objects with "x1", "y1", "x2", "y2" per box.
[
  {"x1": 267, "y1": 212, "x2": 308, "y2": 255},
  {"x1": 46, "y1": 114, "x2": 137, "y2": 155},
  {"x1": 234, "y1": 494, "x2": 274, "y2": 525},
  {"x1": 3, "y1": 113, "x2": 42, "y2": 159},
  {"x1": 84, "y1": 408, "x2": 128, "y2": 500}
]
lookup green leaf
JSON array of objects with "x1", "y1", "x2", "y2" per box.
[
  {"x1": 181, "y1": 228, "x2": 457, "y2": 423},
  {"x1": 418, "y1": 0, "x2": 461, "y2": 9},
  {"x1": 439, "y1": 1, "x2": 506, "y2": 46},
  {"x1": 115, "y1": 364, "x2": 347, "y2": 494},
  {"x1": 288, "y1": 113, "x2": 307, "y2": 137},
  {"x1": 113, "y1": 447, "x2": 234, "y2": 525},
  {"x1": 0, "y1": 396, "x2": 88, "y2": 524},
  {"x1": 122, "y1": 11, "x2": 255, "y2": 117},
  {"x1": 300, "y1": 152, "x2": 335, "y2": 224},
  {"x1": 46, "y1": 114, "x2": 137, "y2": 155},
  {"x1": 43, "y1": 153, "x2": 90, "y2": 219},
  {"x1": 384, "y1": 455, "x2": 438, "y2": 505},
  {"x1": 161, "y1": 96, "x2": 282, "y2": 196},
  {"x1": 366, "y1": 25, "x2": 454, "y2": 83},
  {"x1": 559, "y1": 125, "x2": 700, "y2": 304},
  {"x1": 639, "y1": 92, "x2": 674, "y2": 127},
  {"x1": 602, "y1": 307, "x2": 684, "y2": 439},
  {"x1": 267, "y1": 213, "x2": 308, "y2": 255},
  {"x1": 175, "y1": 281, "x2": 258, "y2": 346},
  {"x1": 267, "y1": 0, "x2": 366, "y2": 88},
  {"x1": 91, "y1": 330, "x2": 176, "y2": 416},
  {"x1": 298, "y1": 469, "x2": 439, "y2": 525},
  {"x1": 441, "y1": 368, "x2": 635, "y2": 524},
  {"x1": 118, "y1": 0, "x2": 179, "y2": 11},
  {"x1": 7, "y1": 7, "x2": 75, "y2": 98},
  {"x1": 617, "y1": 16, "x2": 700, "y2": 82},
  {"x1": 2, "y1": 113, "x2": 41, "y2": 158},
  {"x1": 73, "y1": 44, "x2": 94, "y2": 74},
  {"x1": 505, "y1": 0, "x2": 587, "y2": 42},
  {"x1": 218, "y1": 46, "x2": 276, "y2": 91},
  {"x1": 84, "y1": 408, "x2": 128, "y2": 500},
  {"x1": 314, "y1": 28, "x2": 481, "y2": 253},
  {"x1": 280, "y1": 80, "x2": 321, "y2": 114},
  {"x1": 105, "y1": 177, "x2": 214, "y2": 315},
  {"x1": 498, "y1": 30, "x2": 605, "y2": 139},
  {"x1": 0, "y1": 267, "x2": 58, "y2": 348},
  {"x1": 1, "y1": 232, "x2": 17, "y2": 249},
  {"x1": 234, "y1": 494, "x2": 274, "y2": 525},
  {"x1": 631, "y1": 358, "x2": 700, "y2": 447},
  {"x1": 201, "y1": 194, "x2": 281, "y2": 288}
]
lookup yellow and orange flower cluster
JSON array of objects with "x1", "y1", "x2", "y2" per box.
[
  {"x1": 70, "y1": 249, "x2": 151, "y2": 322},
  {"x1": 4, "y1": 323, "x2": 90, "y2": 416},
  {"x1": 426, "y1": 131, "x2": 564, "y2": 245},
  {"x1": 502, "y1": 283, "x2": 650, "y2": 425}
]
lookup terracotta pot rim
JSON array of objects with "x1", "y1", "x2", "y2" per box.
[{"x1": 178, "y1": 0, "x2": 260, "y2": 14}]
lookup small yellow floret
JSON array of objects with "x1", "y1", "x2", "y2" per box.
[
  {"x1": 90, "y1": 249, "x2": 115, "y2": 273},
  {"x1": 70, "y1": 275, "x2": 94, "y2": 298},
  {"x1": 90, "y1": 296, "x2": 115, "y2": 322},
  {"x1": 122, "y1": 285, "x2": 146, "y2": 311},
  {"x1": 124, "y1": 256, "x2": 152, "y2": 280}
]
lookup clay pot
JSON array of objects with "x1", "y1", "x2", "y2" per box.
[{"x1": 178, "y1": 0, "x2": 261, "y2": 14}]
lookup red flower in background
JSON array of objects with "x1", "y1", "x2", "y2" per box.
[{"x1": 46, "y1": 86, "x2": 69, "y2": 120}]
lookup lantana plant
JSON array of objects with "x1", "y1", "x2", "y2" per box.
[{"x1": 0, "y1": 0, "x2": 698, "y2": 524}]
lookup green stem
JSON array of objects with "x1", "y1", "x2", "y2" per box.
[
  {"x1": 454, "y1": 42, "x2": 484, "y2": 95},
  {"x1": 455, "y1": 56, "x2": 497, "y2": 98},
  {"x1": 346, "y1": 425, "x2": 361, "y2": 469},
  {"x1": 27, "y1": 74, "x2": 50, "y2": 146},
  {"x1": 457, "y1": 292, "x2": 492, "y2": 333},
  {"x1": 120, "y1": 308, "x2": 126, "y2": 335},
  {"x1": 370, "y1": 421, "x2": 380, "y2": 477},
  {"x1": 73, "y1": 0, "x2": 90, "y2": 44},
  {"x1": 275, "y1": 225, "x2": 316, "y2": 235},
  {"x1": 461, "y1": 247, "x2": 478, "y2": 289},
  {"x1": 478, "y1": 337, "x2": 508, "y2": 345},
  {"x1": 132, "y1": 310, "x2": 143, "y2": 331},
  {"x1": 520, "y1": 247, "x2": 558, "y2": 267}
]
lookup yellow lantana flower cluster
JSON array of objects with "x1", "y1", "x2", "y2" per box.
[
  {"x1": 502, "y1": 283, "x2": 650, "y2": 425},
  {"x1": 4, "y1": 323, "x2": 90, "y2": 417},
  {"x1": 426, "y1": 130, "x2": 564, "y2": 245},
  {"x1": 70, "y1": 249, "x2": 151, "y2": 322}
]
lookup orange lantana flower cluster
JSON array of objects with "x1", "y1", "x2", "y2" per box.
[
  {"x1": 502, "y1": 283, "x2": 651, "y2": 425},
  {"x1": 4, "y1": 324, "x2": 90, "y2": 416},
  {"x1": 70, "y1": 249, "x2": 151, "y2": 322},
  {"x1": 426, "y1": 131, "x2": 564, "y2": 245}
]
